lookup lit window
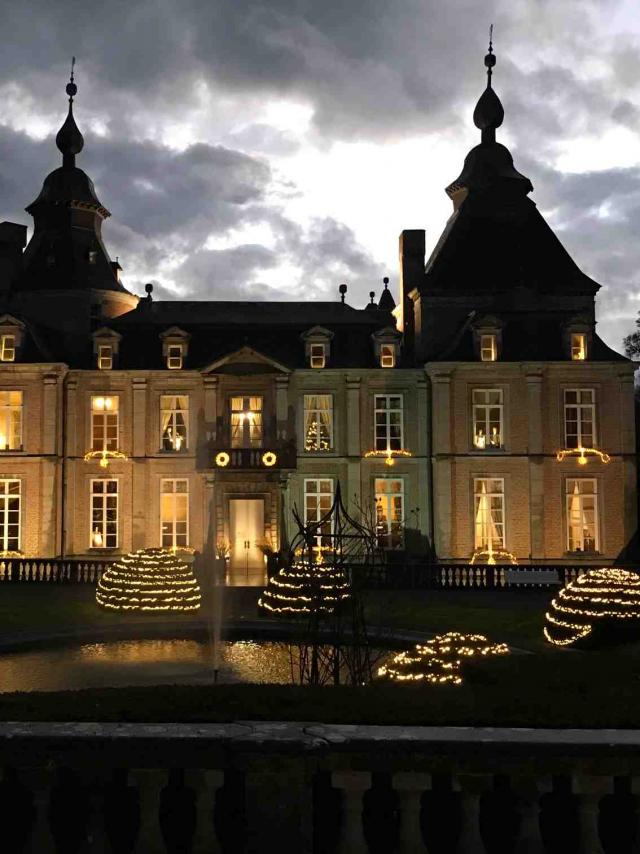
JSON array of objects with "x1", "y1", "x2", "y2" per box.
[
  {"x1": 0, "y1": 479, "x2": 20, "y2": 552},
  {"x1": 374, "y1": 394, "x2": 403, "y2": 452},
  {"x1": 564, "y1": 389, "x2": 595, "y2": 449},
  {"x1": 0, "y1": 336, "x2": 15, "y2": 362},
  {"x1": 380, "y1": 344, "x2": 395, "y2": 368},
  {"x1": 571, "y1": 333, "x2": 587, "y2": 361},
  {"x1": 91, "y1": 396, "x2": 119, "y2": 452},
  {"x1": 167, "y1": 344, "x2": 183, "y2": 370},
  {"x1": 0, "y1": 391, "x2": 22, "y2": 451},
  {"x1": 90, "y1": 479, "x2": 118, "y2": 549},
  {"x1": 231, "y1": 396, "x2": 263, "y2": 448},
  {"x1": 566, "y1": 479, "x2": 598, "y2": 553},
  {"x1": 474, "y1": 478, "x2": 505, "y2": 551},
  {"x1": 304, "y1": 394, "x2": 333, "y2": 451},
  {"x1": 161, "y1": 395, "x2": 189, "y2": 451},
  {"x1": 88, "y1": 250, "x2": 98, "y2": 265},
  {"x1": 472, "y1": 389, "x2": 503, "y2": 450},
  {"x1": 480, "y1": 334, "x2": 497, "y2": 362},
  {"x1": 304, "y1": 478, "x2": 334, "y2": 550},
  {"x1": 161, "y1": 479, "x2": 189, "y2": 549},
  {"x1": 310, "y1": 343, "x2": 326, "y2": 369},
  {"x1": 375, "y1": 478, "x2": 404, "y2": 549},
  {"x1": 98, "y1": 345, "x2": 113, "y2": 370}
]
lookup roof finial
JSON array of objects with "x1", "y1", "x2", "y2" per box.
[
  {"x1": 339, "y1": 283, "x2": 348, "y2": 304},
  {"x1": 56, "y1": 56, "x2": 84, "y2": 168},
  {"x1": 472, "y1": 25, "x2": 504, "y2": 144}
]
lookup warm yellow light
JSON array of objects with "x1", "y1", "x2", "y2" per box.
[
  {"x1": 262, "y1": 451, "x2": 277, "y2": 467},
  {"x1": 215, "y1": 451, "x2": 230, "y2": 467},
  {"x1": 556, "y1": 447, "x2": 611, "y2": 465},
  {"x1": 0, "y1": 432, "x2": 7, "y2": 450},
  {"x1": 92, "y1": 527, "x2": 104, "y2": 548},
  {"x1": 84, "y1": 449, "x2": 128, "y2": 467},
  {"x1": 364, "y1": 449, "x2": 412, "y2": 463}
]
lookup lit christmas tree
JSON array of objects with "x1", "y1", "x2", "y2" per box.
[
  {"x1": 258, "y1": 554, "x2": 351, "y2": 615},
  {"x1": 96, "y1": 548, "x2": 201, "y2": 612},
  {"x1": 304, "y1": 419, "x2": 331, "y2": 451}
]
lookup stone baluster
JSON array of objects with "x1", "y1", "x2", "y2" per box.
[
  {"x1": 332, "y1": 770, "x2": 371, "y2": 854},
  {"x1": 573, "y1": 775, "x2": 608, "y2": 854},
  {"x1": 191, "y1": 769, "x2": 224, "y2": 853},
  {"x1": 512, "y1": 775, "x2": 551, "y2": 854},
  {"x1": 394, "y1": 772, "x2": 430, "y2": 853},
  {"x1": 22, "y1": 768, "x2": 53, "y2": 854},
  {"x1": 454, "y1": 774, "x2": 490, "y2": 854},
  {"x1": 132, "y1": 769, "x2": 166, "y2": 853}
]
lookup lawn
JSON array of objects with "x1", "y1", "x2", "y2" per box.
[{"x1": 0, "y1": 583, "x2": 638, "y2": 727}]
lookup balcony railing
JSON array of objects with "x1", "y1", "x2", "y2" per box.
[{"x1": 213, "y1": 444, "x2": 297, "y2": 470}]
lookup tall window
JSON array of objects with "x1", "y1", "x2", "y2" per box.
[
  {"x1": 304, "y1": 394, "x2": 333, "y2": 451},
  {"x1": 0, "y1": 335, "x2": 15, "y2": 362},
  {"x1": 0, "y1": 391, "x2": 22, "y2": 451},
  {"x1": 571, "y1": 333, "x2": 587, "y2": 360},
  {"x1": 161, "y1": 479, "x2": 188, "y2": 549},
  {"x1": 231, "y1": 396, "x2": 263, "y2": 448},
  {"x1": 374, "y1": 394, "x2": 403, "y2": 451},
  {"x1": 161, "y1": 395, "x2": 189, "y2": 451},
  {"x1": 473, "y1": 478, "x2": 505, "y2": 551},
  {"x1": 91, "y1": 396, "x2": 119, "y2": 452},
  {"x1": 304, "y1": 478, "x2": 334, "y2": 549},
  {"x1": 0, "y1": 479, "x2": 20, "y2": 552},
  {"x1": 566, "y1": 479, "x2": 599, "y2": 553},
  {"x1": 480, "y1": 334, "x2": 497, "y2": 362},
  {"x1": 90, "y1": 479, "x2": 118, "y2": 548},
  {"x1": 375, "y1": 478, "x2": 404, "y2": 549},
  {"x1": 564, "y1": 389, "x2": 595, "y2": 448},
  {"x1": 472, "y1": 389, "x2": 503, "y2": 449},
  {"x1": 98, "y1": 345, "x2": 113, "y2": 370}
]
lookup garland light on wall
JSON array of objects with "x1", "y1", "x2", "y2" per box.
[
  {"x1": 555, "y1": 447, "x2": 611, "y2": 465},
  {"x1": 470, "y1": 547, "x2": 517, "y2": 565},
  {"x1": 84, "y1": 449, "x2": 128, "y2": 469},
  {"x1": 364, "y1": 449, "x2": 413, "y2": 467},
  {"x1": 377, "y1": 632, "x2": 509, "y2": 685},
  {"x1": 544, "y1": 568, "x2": 640, "y2": 647},
  {"x1": 96, "y1": 547, "x2": 201, "y2": 612}
]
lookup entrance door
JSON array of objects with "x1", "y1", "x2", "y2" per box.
[{"x1": 228, "y1": 498, "x2": 266, "y2": 586}]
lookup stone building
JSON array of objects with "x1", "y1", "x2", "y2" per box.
[{"x1": 0, "y1": 49, "x2": 634, "y2": 579}]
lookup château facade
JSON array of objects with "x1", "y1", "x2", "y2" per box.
[{"x1": 0, "y1": 49, "x2": 635, "y2": 582}]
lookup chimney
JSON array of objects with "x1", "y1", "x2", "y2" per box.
[
  {"x1": 399, "y1": 229, "x2": 425, "y2": 360},
  {"x1": 0, "y1": 222, "x2": 27, "y2": 293}
]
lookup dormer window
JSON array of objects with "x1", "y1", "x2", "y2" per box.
[
  {"x1": 0, "y1": 335, "x2": 15, "y2": 363},
  {"x1": 480, "y1": 334, "x2": 497, "y2": 362},
  {"x1": 98, "y1": 345, "x2": 113, "y2": 371},
  {"x1": 380, "y1": 345, "x2": 395, "y2": 368},
  {"x1": 571, "y1": 333, "x2": 587, "y2": 361},
  {"x1": 372, "y1": 327, "x2": 401, "y2": 368},
  {"x1": 310, "y1": 343, "x2": 326, "y2": 369},
  {"x1": 167, "y1": 344, "x2": 184, "y2": 370},
  {"x1": 160, "y1": 327, "x2": 190, "y2": 371}
]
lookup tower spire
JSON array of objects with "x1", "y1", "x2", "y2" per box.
[
  {"x1": 472, "y1": 25, "x2": 504, "y2": 144},
  {"x1": 55, "y1": 56, "x2": 84, "y2": 168}
]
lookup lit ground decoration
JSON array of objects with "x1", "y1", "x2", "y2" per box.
[
  {"x1": 544, "y1": 568, "x2": 640, "y2": 647},
  {"x1": 258, "y1": 557, "x2": 351, "y2": 615},
  {"x1": 96, "y1": 548, "x2": 201, "y2": 612},
  {"x1": 377, "y1": 632, "x2": 509, "y2": 685}
]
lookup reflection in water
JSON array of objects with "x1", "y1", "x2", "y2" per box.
[{"x1": 0, "y1": 639, "x2": 296, "y2": 694}]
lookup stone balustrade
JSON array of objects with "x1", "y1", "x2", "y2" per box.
[{"x1": 2, "y1": 722, "x2": 640, "y2": 852}]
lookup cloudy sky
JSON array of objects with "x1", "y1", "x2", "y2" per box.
[{"x1": 0, "y1": 0, "x2": 639, "y2": 353}]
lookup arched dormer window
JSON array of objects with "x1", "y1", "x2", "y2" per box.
[
  {"x1": 300, "y1": 326, "x2": 334, "y2": 369},
  {"x1": 371, "y1": 327, "x2": 402, "y2": 368},
  {"x1": 471, "y1": 315, "x2": 503, "y2": 362},
  {"x1": 160, "y1": 327, "x2": 190, "y2": 370}
]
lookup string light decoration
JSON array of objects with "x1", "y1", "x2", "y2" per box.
[
  {"x1": 304, "y1": 419, "x2": 331, "y2": 452},
  {"x1": 258, "y1": 556, "x2": 351, "y2": 615},
  {"x1": 544, "y1": 568, "x2": 640, "y2": 647},
  {"x1": 364, "y1": 449, "x2": 413, "y2": 467},
  {"x1": 215, "y1": 451, "x2": 230, "y2": 467},
  {"x1": 556, "y1": 447, "x2": 611, "y2": 465},
  {"x1": 84, "y1": 449, "x2": 128, "y2": 469},
  {"x1": 96, "y1": 547, "x2": 201, "y2": 612},
  {"x1": 377, "y1": 632, "x2": 509, "y2": 685},
  {"x1": 261, "y1": 451, "x2": 277, "y2": 467},
  {"x1": 470, "y1": 548, "x2": 517, "y2": 565}
]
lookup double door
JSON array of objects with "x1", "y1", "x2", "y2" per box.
[{"x1": 228, "y1": 498, "x2": 266, "y2": 586}]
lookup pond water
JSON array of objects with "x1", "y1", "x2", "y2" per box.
[{"x1": 0, "y1": 638, "x2": 391, "y2": 693}]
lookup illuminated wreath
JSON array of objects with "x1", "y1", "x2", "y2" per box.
[
  {"x1": 215, "y1": 451, "x2": 230, "y2": 467},
  {"x1": 262, "y1": 451, "x2": 277, "y2": 467},
  {"x1": 544, "y1": 568, "x2": 640, "y2": 647}
]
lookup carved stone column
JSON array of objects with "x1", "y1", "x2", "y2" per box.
[
  {"x1": 332, "y1": 770, "x2": 370, "y2": 854},
  {"x1": 394, "y1": 771, "x2": 430, "y2": 852},
  {"x1": 573, "y1": 776, "x2": 608, "y2": 854},
  {"x1": 513, "y1": 775, "x2": 551, "y2": 854},
  {"x1": 42, "y1": 374, "x2": 58, "y2": 455},
  {"x1": 454, "y1": 774, "x2": 490, "y2": 854},
  {"x1": 191, "y1": 769, "x2": 224, "y2": 853},
  {"x1": 525, "y1": 369, "x2": 544, "y2": 559},
  {"x1": 132, "y1": 377, "x2": 147, "y2": 458},
  {"x1": 132, "y1": 769, "x2": 166, "y2": 853}
]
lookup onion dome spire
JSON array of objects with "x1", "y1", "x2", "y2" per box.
[
  {"x1": 472, "y1": 25, "x2": 504, "y2": 144},
  {"x1": 55, "y1": 57, "x2": 84, "y2": 168}
]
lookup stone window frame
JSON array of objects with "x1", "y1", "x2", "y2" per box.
[
  {"x1": 0, "y1": 315, "x2": 25, "y2": 363},
  {"x1": 92, "y1": 327, "x2": 122, "y2": 371},
  {"x1": 564, "y1": 476, "x2": 600, "y2": 555},
  {"x1": 89, "y1": 477, "x2": 119, "y2": 550},
  {"x1": 0, "y1": 478, "x2": 21, "y2": 552},
  {"x1": 471, "y1": 315, "x2": 503, "y2": 362},
  {"x1": 300, "y1": 326, "x2": 334, "y2": 369},
  {"x1": 160, "y1": 327, "x2": 191, "y2": 371},
  {"x1": 160, "y1": 477, "x2": 189, "y2": 549},
  {"x1": 371, "y1": 326, "x2": 402, "y2": 369}
]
